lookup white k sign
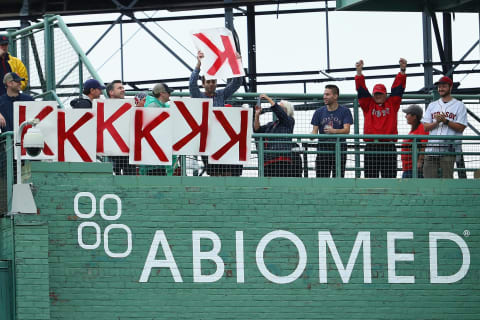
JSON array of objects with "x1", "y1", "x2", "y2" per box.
[{"x1": 192, "y1": 27, "x2": 245, "y2": 80}]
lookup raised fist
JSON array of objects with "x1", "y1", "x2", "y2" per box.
[{"x1": 355, "y1": 60, "x2": 364, "y2": 70}]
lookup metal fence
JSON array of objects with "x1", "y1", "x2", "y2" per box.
[
  {"x1": 0, "y1": 133, "x2": 14, "y2": 215},
  {"x1": 102, "y1": 134, "x2": 480, "y2": 179},
  {"x1": 7, "y1": 14, "x2": 102, "y2": 107}
]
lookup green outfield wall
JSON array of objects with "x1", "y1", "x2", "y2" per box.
[{"x1": 1, "y1": 162, "x2": 480, "y2": 319}]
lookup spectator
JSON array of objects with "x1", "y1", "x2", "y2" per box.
[
  {"x1": 189, "y1": 50, "x2": 243, "y2": 176},
  {"x1": 311, "y1": 84, "x2": 353, "y2": 177},
  {"x1": 134, "y1": 92, "x2": 147, "y2": 107},
  {"x1": 140, "y1": 83, "x2": 179, "y2": 176},
  {"x1": 145, "y1": 83, "x2": 172, "y2": 108},
  {"x1": 0, "y1": 35, "x2": 28, "y2": 96},
  {"x1": 70, "y1": 79, "x2": 105, "y2": 109},
  {"x1": 401, "y1": 105, "x2": 429, "y2": 178},
  {"x1": 355, "y1": 58, "x2": 407, "y2": 178},
  {"x1": 105, "y1": 80, "x2": 136, "y2": 176},
  {"x1": 106, "y1": 80, "x2": 125, "y2": 99},
  {"x1": 254, "y1": 94, "x2": 301, "y2": 177},
  {"x1": 422, "y1": 76, "x2": 467, "y2": 178},
  {"x1": 189, "y1": 51, "x2": 242, "y2": 107},
  {"x1": 0, "y1": 72, "x2": 33, "y2": 133}
]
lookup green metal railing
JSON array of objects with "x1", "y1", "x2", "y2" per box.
[
  {"x1": 253, "y1": 133, "x2": 480, "y2": 178},
  {"x1": 7, "y1": 15, "x2": 106, "y2": 107},
  {"x1": 0, "y1": 133, "x2": 14, "y2": 216}
]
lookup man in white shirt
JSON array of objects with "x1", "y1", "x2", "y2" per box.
[{"x1": 422, "y1": 76, "x2": 467, "y2": 178}]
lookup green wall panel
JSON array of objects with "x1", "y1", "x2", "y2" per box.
[{"x1": 2, "y1": 162, "x2": 479, "y2": 319}]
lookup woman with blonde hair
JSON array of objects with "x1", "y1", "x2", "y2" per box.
[{"x1": 254, "y1": 93, "x2": 302, "y2": 177}]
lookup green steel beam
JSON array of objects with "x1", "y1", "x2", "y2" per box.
[
  {"x1": 6, "y1": 28, "x2": 17, "y2": 57},
  {"x1": 43, "y1": 14, "x2": 56, "y2": 96},
  {"x1": 8, "y1": 15, "x2": 57, "y2": 37},
  {"x1": 5, "y1": 133, "x2": 13, "y2": 212},
  {"x1": 336, "y1": 0, "x2": 479, "y2": 12}
]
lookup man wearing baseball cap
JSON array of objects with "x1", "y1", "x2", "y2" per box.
[
  {"x1": 145, "y1": 83, "x2": 173, "y2": 108},
  {"x1": 70, "y1": 78, "x2": 105, "y2": 108},
  {"x1": 422, "y1": 76, "x2": 467, "y2": 178},
  {"x1": 189, "y1": 50, "x2": 243, "y2": 176},
  {"x1": 0, "y1": 34, "x2": 28, "y2": 96},
  {"x1": 0, "y1": 72, "x2": 33, "y2": 132},
  {"x1": 355, "y1": 58, "x2": 407, "y2": 178},
  {"x1": 140, "y1": 83, "x2": 180, "y2": 176}
]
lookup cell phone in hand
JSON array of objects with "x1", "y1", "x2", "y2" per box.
[{"x1": 256, "y1": 97, "x2": 262, "y2": 107}]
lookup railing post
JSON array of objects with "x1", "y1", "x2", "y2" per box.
[
  {"x1": 335, "y1": 137, "x2": 341, "y2": 178},
  {"x1": 44, "y1": 14, "x2": 56, "y2": 99},
  {"x1": 181, "y1": 155, "x2": 187, "y2": 177},
  {"x1": 6, "y1": 134, "x2": 13, "y2": 212},
  {"x1": 78, "y1": 54, "x2": 84, "y2": 96},
  {"x1": 258, "y1": 137, "x2": 264, "y2": 177},
  {"x1": 353, "y1": 98, "x2": 361, "y2": 178},
  {"x1": 412, "y1": 138, "x2": 418, "y2": 178},
  {"x1": 6, "y1": 28, "x2": 17, "y2": 56}
]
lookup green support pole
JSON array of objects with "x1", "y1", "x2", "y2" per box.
[
  {"x1": 412, "y1": 138, "x2": 418, "y2": 178},
  {"x1": 6, "y1": 134, "x2": 13, "y2": 211},
  {"x1": 6, "y1": 29, "x2": 17, "y2": 57},
  {"x1": 353, "y1": 98, "x2": 361, "y2": 178},
  {"x1": 258, "y1": 137, "x2": 264, "y2": 177},
  {"x1": 44, "y1": 14, "x2": 56, "y2": 99},
  {"x1": 335, "y1": 137, "x2": 341, "y2": 178},
  {"x1": 78, "y1": 54, "x2": 84, "y2": 96},
  {"x1": 181, "y1": 155, "x2": 187, "y2": 176}
]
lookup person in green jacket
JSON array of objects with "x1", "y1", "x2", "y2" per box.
[{"x1": 140, "y1": 83, "x2": 179, "y2": 176}]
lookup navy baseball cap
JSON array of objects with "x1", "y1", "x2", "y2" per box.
[
  {"x1": 0, "y1": 35, "x2": 8, "y2": 45},
  {"x1": 3, "y1": 72, "x2": 25, "y2": 84},
  {"x1": 83, "y1": 79, "x2": 106, "y2": 91}
]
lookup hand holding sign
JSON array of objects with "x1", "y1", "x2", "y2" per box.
[{"x1": 192, "y1": 27, "x2": 244, "y2": 80}]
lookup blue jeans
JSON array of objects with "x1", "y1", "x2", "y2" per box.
[{"x1": 402, "y1": 170, "x2": 424, "y2": 178}]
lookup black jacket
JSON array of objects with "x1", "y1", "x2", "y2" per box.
[{"x1": 70, "y1": 97, "x2": 92, "y2": 109}]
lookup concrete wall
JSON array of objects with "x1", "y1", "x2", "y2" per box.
[{"x1": 1, "y1": 162, "x2": 479, "y2": 319}]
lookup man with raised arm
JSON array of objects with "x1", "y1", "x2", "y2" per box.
[
  {"x1": 189, "y1": 50, "x2": 243, "y2": 176},
  {"x1": 189, "y1": 51, "x2": 242, "y2": 107},
  {"x1": 422, "y1": 76, "x2": 467, "y2": 178},
  {"x1": 355, "y1": 58, "x2": 407, "y2": 178}
]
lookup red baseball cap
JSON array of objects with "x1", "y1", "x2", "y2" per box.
[
  {"x1": 372, "y1": 84, "x2": 387, "y2": 94},
  {"x1": 434, "y1": 76, "x2": 453, "y2": 86}
]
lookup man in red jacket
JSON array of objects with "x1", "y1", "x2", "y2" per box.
[{"x1": 355, "y1": 58, "x2": 407, "y2": 178}]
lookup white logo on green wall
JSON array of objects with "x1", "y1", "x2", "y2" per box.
[{"x1": 74, "y1": 192, "x2": 470, "y2": 285}]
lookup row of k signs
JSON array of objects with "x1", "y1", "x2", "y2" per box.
[{"x1": 14, "y1": 98, "x2": 252, "y2": 164}]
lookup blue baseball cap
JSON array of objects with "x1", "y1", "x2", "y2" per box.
[
  {"x1": 83, "y1": 79, "x2": 106, "y2": 91},
  {"x1": 3, "y1": 72, "x2": 25, "y2": 84},
  {"x1": 0, "y1": 35, "x2": 8, "y2": 45}
]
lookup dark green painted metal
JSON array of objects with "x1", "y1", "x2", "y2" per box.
[
  {"x1": 336, "y1": 0, "x2": 480, "y2": 12},
  {"x1": 257, "y1": 137, "x2": 264, "y2": 177},
  {"x1": 6, "y1": 29, "x2": 16, "y2": 57},
  {"x1": 0, "y1": 260, "x2": 13, "y2": 320},
  {"x1": 353, "y1": 98, "x2": 361, "y2": 178},
  {"x1": 5, "y1": 134, "x2": 13, "y2": 212},
  {"x1": 43, "y1": 15, "x2": 56, "y2": 98}
]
